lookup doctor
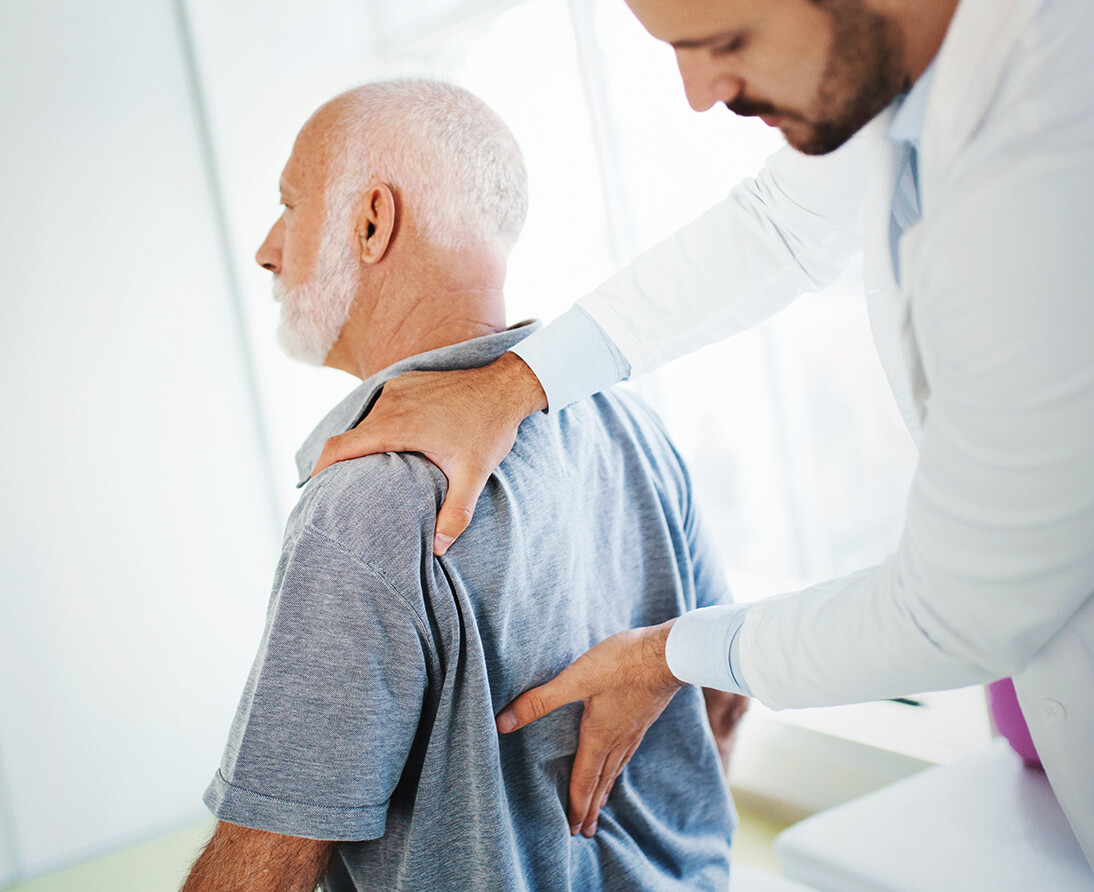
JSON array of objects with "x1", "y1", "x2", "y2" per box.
[{"x1": 312, "y1": 0, "x2": 1094, "y2": 865}]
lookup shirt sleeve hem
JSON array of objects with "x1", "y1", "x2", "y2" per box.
[
  {"x1": 665, "y1": 605, "x2": 750, "y2": 693},
  {"x1": 203, "y1": 771, "x2": 388, "y2": 842},
  {"x1": 739, "y1": 601, "x2": 785, "y2": 710},
  {"x1": 509, "y1": 306, "x2": 629, "y2": 412}
]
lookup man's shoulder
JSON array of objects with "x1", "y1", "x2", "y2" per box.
[
  {"x1": 926, "y1": 0, "x2": 1093, "y2": 166},
  {"x1": 521, "y1": 385, "x2": 696, "y2": 535},
  {"x1": 585, "y1": 387, "x2": 689, "y2": 477},
  {"x1": 594, "y1": 385, "x2": 664, "y2": 427},
  {"x1": 287, "y1": 451, "x2": 445, "y2": 568}
]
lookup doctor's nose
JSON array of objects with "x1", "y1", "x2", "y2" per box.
[
  {"x1": 675, "y1": 48, "x2": 744, "y2": 112},
  {"x1": 255, "y1": 218, "x2": 284, "y2": 274}
]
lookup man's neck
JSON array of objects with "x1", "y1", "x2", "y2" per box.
[
  {"x1": 368, "y1": 312, "x2": 508, "y2": 379},
  {"x1": 884, "y1": 0, "x2": 960, "y2": 85},
  {"x1": 326, "y1": 244, "x2": 508, "y2": 380}
]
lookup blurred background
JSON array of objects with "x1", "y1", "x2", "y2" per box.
[{"x1": 0, "y1": 0, "x2": 990, "y2": 887}]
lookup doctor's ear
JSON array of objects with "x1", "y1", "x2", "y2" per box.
[{"x1": 355, "y1": 182, "x2": 396, "y2": 264}]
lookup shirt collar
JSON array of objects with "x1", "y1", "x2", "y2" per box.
[
  {"x1": 294, "y1": 320, "x2": 542, "y2": 487},
  {"x1": 886, "y1": 58, "x2": 938, "y2": 150}
]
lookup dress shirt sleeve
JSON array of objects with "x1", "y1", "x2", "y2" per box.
[
  {"x1": 509, "y1": 306, "x2": 630, "y2": 412},
  {"x1": 666, "y1": 605, "x2": 752, "y2": 695},
  {"x1": 204, "y1": 523, "x2": 430, "y2": 840},
  {"x1": 735, "y1": 71, "x2": 1094, "y2": 709}
]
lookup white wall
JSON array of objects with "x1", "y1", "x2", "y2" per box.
[{"x1": 0, "y1": 0, "x2": 280, "y2": 880}]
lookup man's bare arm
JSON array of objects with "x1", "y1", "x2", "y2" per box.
[
  {"x1": 310, "y1": 353, "x2": 547, "y2": 556},
  {"x1": 182, "y1": 821, "x2": 334, "y2": 892}
]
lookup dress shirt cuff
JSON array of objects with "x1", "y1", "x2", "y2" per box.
[
  {"x1": 509, "y1": 306, "x2": 630, "y2": 413},
  {"x1": 665, "y1": 604, "x2": 753, "y2": 696}
]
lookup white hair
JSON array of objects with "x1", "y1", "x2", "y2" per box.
[{"x1": 322, "y1": 78, "x2": 529, "y2": 253}]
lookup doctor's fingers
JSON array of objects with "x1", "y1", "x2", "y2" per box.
[
  {"x1": 573, "y1": 738, "x2": 641, "y2": 837},
  {"x1": 496, "y1": 650, "x2": 599, "y2": 735}
]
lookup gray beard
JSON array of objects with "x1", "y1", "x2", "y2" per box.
[{"x1": 272, "y1": 244, "x2": 358, "y2": 366}]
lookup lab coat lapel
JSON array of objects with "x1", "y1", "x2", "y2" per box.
[{"x1": 862, "y1": 0, "x2": 1044, "y2": 447}]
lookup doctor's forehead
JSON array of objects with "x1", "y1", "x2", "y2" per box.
[{"x1": 623, "y1": 0, "x2": 776, "y2": 43}]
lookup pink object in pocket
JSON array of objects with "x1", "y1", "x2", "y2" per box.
[{"x1": 987, "y1": 677, "x2": 1042, "y2": 769}]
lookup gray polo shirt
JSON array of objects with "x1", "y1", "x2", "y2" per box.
[{"x1": 204, "y1": 323, "x2": 736, "y2": 891}]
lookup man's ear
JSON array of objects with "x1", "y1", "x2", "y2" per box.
[{"x1": 355, "y1": 182, "x2": 396, "y2": 264}]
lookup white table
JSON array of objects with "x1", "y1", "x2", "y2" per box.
[{"x1": 776, "y1": 739, "x2": 1093, "y2": 891}]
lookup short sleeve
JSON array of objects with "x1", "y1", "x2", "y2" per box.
[{"x1": 204, "y1": 523, "x2": 430, "y2": 841}]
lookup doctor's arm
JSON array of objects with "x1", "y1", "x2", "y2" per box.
[
  {"x1": 182, "y1": 821, "x2": 333, "y2": 892},
  {"x1": 732, "y1": 133, "x2": 1094, "y2": 710},
  {"x1": 498, "y1": 127, "x2": 1094, "y2": 832},
  {"x1": 311, "y1": 140, "x2": 867, "y2": 554}
]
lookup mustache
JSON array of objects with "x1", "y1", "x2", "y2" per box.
[{"x1": 725, "y1": 96, "x2": 784, "y2": 118}]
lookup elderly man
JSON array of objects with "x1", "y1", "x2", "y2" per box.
[{"x1": 182, "y1": 79, "x2": 745, "y2": 892}]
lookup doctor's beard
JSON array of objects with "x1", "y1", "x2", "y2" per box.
[{"x1": 728, "y1": 0, "x2": 909, "y2": 156}]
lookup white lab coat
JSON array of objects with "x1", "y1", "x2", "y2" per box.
[{"x1": 579, "y1": 0, "x2": 1094, "y2": 866}]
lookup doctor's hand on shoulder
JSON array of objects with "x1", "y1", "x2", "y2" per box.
[{"x1": 310, "y1": 352, "x2": 546, "y2": 555}]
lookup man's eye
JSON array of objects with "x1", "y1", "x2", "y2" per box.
[{"x1": 713, "y1": 36, "x2": 746, "y2": 55}]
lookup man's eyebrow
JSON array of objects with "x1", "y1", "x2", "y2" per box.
[{"x1": 669, "y1": 29, "x2": 742, "y2": 50}]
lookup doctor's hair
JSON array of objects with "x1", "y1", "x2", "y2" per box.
[{"x1": 318, "y1": 78, "x2": 528, "y2": 254}]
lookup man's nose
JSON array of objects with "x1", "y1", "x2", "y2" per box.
[
  {"x1": 255, "y1": 218, "x2": 283, "y2": 274},
  {"x1": 675, "y1": 48, "x2": 743, "y2": 112}
]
